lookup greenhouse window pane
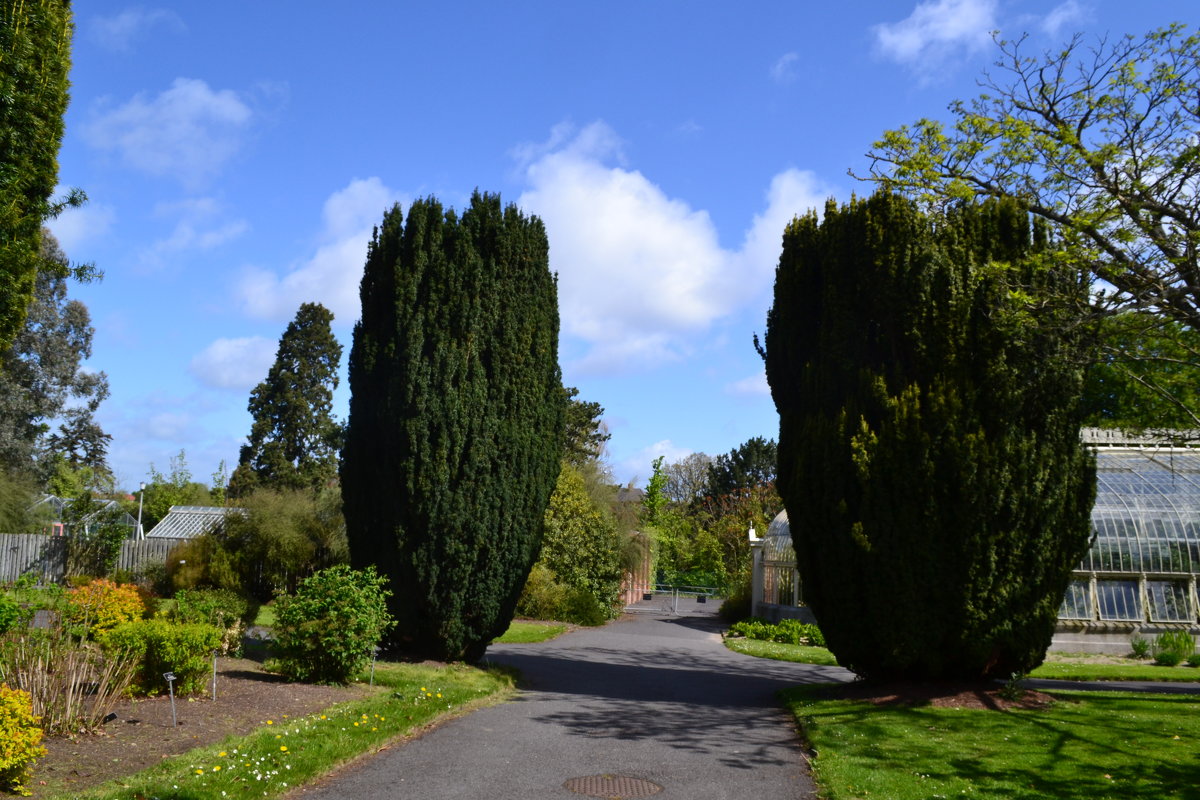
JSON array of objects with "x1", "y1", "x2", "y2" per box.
[
  {"x1": 1097, "y1": 580, "x2": 1141, "y2": 621},
  {"x1": 1058, "y1": 581, "x2": 1093, "y2": 620},
  {"x1": 775, "y1": 568, "x2": 795, "y2": 606},
  {"x1": 1147, "y1": 581, "x2": 1193, "y2": 622}
]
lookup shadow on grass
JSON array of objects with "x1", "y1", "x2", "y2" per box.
[{"x1": 787, "y1": 685, "x2": 1200, "y2": 800}]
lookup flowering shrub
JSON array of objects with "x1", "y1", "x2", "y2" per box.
[
  {"x1": 62, "y1": 579, "x2": 145, "y2": 636},
  {"x1": 99, "y1": 620, "x2": 223, "y2": 696},
  {"x1": 0, "y1": 683, "x2": 46, "y2": 796},
  {"x1": 273, "y1": 565, "x2": 394, "y2": 684}
]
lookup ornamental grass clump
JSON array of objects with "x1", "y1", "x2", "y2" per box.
[
  {"x1": 0, "y1": 624, "x2": 138, "y2": 735},
  {"x1": 0, "y1": 684, "x2": 45, "y2": 796},
  {"x1": 1152, "y1": 630, "x2": 1196, "y2": 667},
  {"x1": 272, "y1": 565, "x2": 394, "y2": 684}
]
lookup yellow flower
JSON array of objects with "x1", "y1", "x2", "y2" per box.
[
  {"x1": 213, "y1": 765, "x2": 221, "y2": 771},
  {"x1": 280, "y1": 746, "x2": 288, "y2": 752},
  {"x1": 266, "y1": 720, "x2": 274, "y2": 725},
  {"x1": 195, "y1": 769, "x2": 204, "y2": 774},
  {"x1": 353, "y1": 722, "x2": 359, "y2": 727},
  {"x1": 437, "y1": 693, "x2": 442, "y2": 698},
  {"x1": 420, "y1": 687, "x2": 426, "y2": 692},
  {"x1": 320, "y1": 714, "x2": 327, "y2": 719}
]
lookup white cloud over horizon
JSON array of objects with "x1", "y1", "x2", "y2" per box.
[
  {"x1": 237, "y1": 177, "x2": 400, "y2": 325},
  {"x1": 189, "y1": 336, "x2": 276, "y2": 391},
  {"x1": 88, "y1": 8, "x2": 185, "y2": 52},
  {"x1": 873, "y1": 0, "x2": 996, "y2": 69},
  {"x1": 84, "y1": 78, "x2": 254, "y2": 186},
  {"x1": 517, "y1": 121, "x2": 832, "y2": 374}
]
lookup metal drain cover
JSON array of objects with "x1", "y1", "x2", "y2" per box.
[{"x1": 563, "y1": 774, "x2": 663, "y2": 798}]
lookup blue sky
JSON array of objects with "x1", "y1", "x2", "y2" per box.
[{"x1": 47, "y1": 0, "x2": 1194, "y2": 491}]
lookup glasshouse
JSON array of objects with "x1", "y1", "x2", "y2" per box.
[{"x1": 750, "y1": 430, "x2": 1200, "y2": 652}]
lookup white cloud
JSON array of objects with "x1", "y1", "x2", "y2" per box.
[
  {"x1": 89, "y1": 7, "x2": 185, "y2": 52},
  {"x1": 47, "y1": 202, "x2": 116, "y2": 255},
  {"x1": 517, "y1": 122, "x2": 833, "y2": 373},
  {"x1": 726, "y1": 372, "x2": 770, "y2": 397},
  {"x1": 140, "y1": 197, "x2": 248, "y2": 267},
  {"x1": 873, "y1": 0, "x2": 996, "y2": 66},
  {"x1": 85, "y1": 78, "x2": 253, "y2": 185},
  {"x1": 189, "y1": 336, "x2": 276, "y2": 391},
  {"x1": 1039, "y1": 1, "x2": 1088, "y2": 37},
  {"x1": 238, "y1": 177, "x2": 400, "y2": 324},
  {"x1": 771, "y1": 52, "x2": 800, "y2": 83}
]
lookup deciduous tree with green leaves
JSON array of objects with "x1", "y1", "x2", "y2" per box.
[
  {"x1": 341, "y1": 192, "x2": 563, "y2": 661},
  {"x1": 229, "y1": 302, "x2": 342, "y2": 497},
  {"x1": 761, "y1": 191, "x2": 1096, "y2": 681},
  {"x1": 864, "y1": 24, "x2": 1200, "y2": 330}
]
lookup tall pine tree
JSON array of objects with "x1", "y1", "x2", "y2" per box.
[
  {"x1": 762, "y1": 191, "x2": 1096, "y2": 681},
  {"x1": 229, "y1": 302, "x2": 342, "y2": 496},
  {"x1": 342, "y1": 192, "x2": 563, "y2": 661}
]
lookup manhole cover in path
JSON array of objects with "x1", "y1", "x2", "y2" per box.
[{"x1": 563, "y1": 774, "x2": 663, "y2": 798}]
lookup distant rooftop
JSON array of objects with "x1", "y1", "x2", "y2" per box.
[{"x1": 146, "y1": 505, "x2": 245, "y2": 539}]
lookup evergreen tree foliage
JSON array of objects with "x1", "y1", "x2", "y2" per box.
[
  {"x1": 0, "y1": 0, "x2": 81, "y2": 353},
  {"x1": 703, "y1": 436, "x2": 777, "y2": 500},
  {"x1": 537, "y1": 463, "x2": 624, "y2": 609},
  {"x1": 761, "y1": 191, "x2": 1096, "y2": 681},
  {"x1": 563, "y1": 386, "x2": 609, "y2": 466},
  {"x1": 229, "y1": 302, "x2": 342, "y2": 497},
  {"x1": 0, "y1": 231, "x2": 110, "y2": 485},
  {"x1": 341, "y1": 192, "x2": 564, "y2": 661}
]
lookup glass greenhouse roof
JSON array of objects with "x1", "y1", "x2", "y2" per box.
[
  {"x1": 762, "y1": 511, "x2": 795, "y2": 564},
  {"x1": 1083, "y1": 449, "x2": 1200, "y2": 574}
]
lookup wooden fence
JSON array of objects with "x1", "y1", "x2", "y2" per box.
[{"x1": 0, "y1": 534, "x2": 187, "y2": 583}]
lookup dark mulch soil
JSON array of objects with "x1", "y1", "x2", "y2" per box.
[
  {"x1": 820, "y1": 680, "x2": 1057, "y2": 711},
  {"x1": 31, "y1": 658, "x2": 375, "y2": 798}
]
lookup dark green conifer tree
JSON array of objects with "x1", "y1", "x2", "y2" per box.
[
  {"x1": 341, "y1": 192, "x2": 563, "y2": 661},
  {"x1": 761, "y1": 191, "x2": 1096, "y2": 681},
  {"x1": 0, "y1": 0, "x2": 79, "y2": 353},
  {"x1": 229, "y1": 302, "x2": 343, "y2": 497}
]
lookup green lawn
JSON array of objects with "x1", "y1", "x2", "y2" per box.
[
  {"x1": 784, "y1": 686, "x2": 1200, "y2": 799},
  {"x1": 726, "y1": 637, "x2": 1200, "y2": 683},
  {"x1": 59, "y1": 662, "x2": 513, "y2": 800},
  {"x1": 725, "y1": 637, "x2": 840, "y2": 666},
  {"x1": 492, "y1": 620, "x2": 568, "y2": 644}
]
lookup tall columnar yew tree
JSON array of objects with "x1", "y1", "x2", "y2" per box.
[
  {"x1": 761, "y1": 191, "x2": 1096, "y2": 681},
  {"x1": 341, "y1": 192, "x2": 564, "y2": 661},
  {"x1": 0, "y1": 0, "x2": 77, "y2": 353}
]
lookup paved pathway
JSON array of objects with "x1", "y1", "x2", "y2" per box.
[{"x1": 297, "y1": 613, "x2": 852, "y2": 799}]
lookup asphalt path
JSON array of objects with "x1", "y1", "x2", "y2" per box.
[{"x1": 296, "y1": 613, "x2": 853, "y2": 799}]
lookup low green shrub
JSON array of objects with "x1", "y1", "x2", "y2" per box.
[
  {"x1": 1152, "y1": 630, "x2": 1196, "y2": 667},
  {"x1": 272, "y1": 565, "x2": 394, "y2": 685},
  {"x1": 1187, "y1": 652, "x2": 1200, "y2": 667},
  {"x1": 169, "y1": 588, "x2": 254, "y2": 656},
  {"x1": 99, "y1": 619, "x2": 223, "y2": 696},
  {"x1": 0, "y1": 595, "x2": 21, "y2": 635},
  {"x1": 728, "y1": 617, "x2": 825, "y2": 647},
  {"x1": 516, "y1": 564, "x2": 612, "y2": 626},
  {"x1": 0, "y1": 684, "x2": 46, "y2": 796}
]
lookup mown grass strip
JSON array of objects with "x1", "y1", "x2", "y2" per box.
[
  {"x1": 59, "y1": 662, "x2": 513, "y2": 800},
  {"x1": 492, "y1": 620, "x2": 567, "y2": 644},
  {"x1": 724, "y1": 637, "x2": 840, "y2": 666},
  {"x1": 1029, "y1": 660, "x2": 1200, "y2": 682},
  {"x1": 784, "y1": 686, "x2": 1200, "y2": 800}
]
